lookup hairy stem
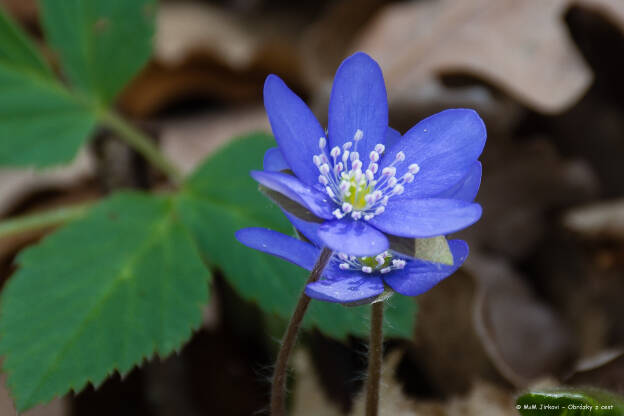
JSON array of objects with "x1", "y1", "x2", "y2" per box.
[
  {"x1": 97, "y1": 110, "x2": 184, "y2": 184},
  {"x1": 365, "y1": 301, "x2": 384, "y2": 416},
  {"x1": 270, "y1": 247, "x2": 333, "y2": 416},
  {"x1": 0, "y1": 203, "x2": 91, "y2": 240}
]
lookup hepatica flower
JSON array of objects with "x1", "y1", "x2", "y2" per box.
[
  {"x1": 235, "y1": 223, "x2": 468, "y2": 303},
  {"x1": 253, "y1": 52, "x2": 486, "y2": 257}
]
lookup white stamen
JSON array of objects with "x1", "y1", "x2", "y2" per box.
[
  {"x1": 318, "y1": 175, "x2": 328, "y2": 185},
  {"x1": 350, "y1": 151, "x2": 360, "y2": 162},
  {"x1": 382, "y1": 167, "x2": 396, "y2": 177},
  {"x1": 364, "y1": 214, "x2": 374, "y2": 221},
  {"x1": 339, "y1": 253, "x2": 349, "y2": 260},
  {"x1": 325, "y1": 186, "x2": 335, "y2": 198},
  {"x1": 369, "y1": 163, "x2": 379, "y2": 174},
  {"x1": 380, "y1": 267, "x2": 391, "y2": 274},
  {"x1": 341, "y1": 202, "x2": 353, "y2": 213},
  {"x1": 330, "y1": 146, "x2": 341, "y2": 158},
  {"x1": 396, "y1": 151, "x2": 406, "y2": 162},
  {"x1": 342, "y1": 151, "x2": 350, "y2": 164},
  {"x1": 388, "y1": 177, "x2": 398, "y2": 187},
  {"x1": 333, "y1": 209, "x2": 344, "y2": 219},
  {"x1": 392, "y1": 259, "x2": 406, "y2": 269},
  {"x1": 374, "y1": 206, "x2": 385, "y2": 215},
  {"x1": 369, "y1": 151, "x2": 380, "y2": 162},
  {"x1": 343, "y1": 141, "x2": 353, "y2": 151},
  {"x1": 352, "y1": 159, "x2": 362, "y2": 171},
  {"x1": 313, "y1": 155, "x2": 321, "y2": 166},
  {"x1": 365, "y1": 169, "x2": 374, "y2": 181},
  {"x1": 375, "y1": 254, "x2": 385, "y2": 266},
  {"x1": 319, "y1": 164, "x2": 330, "y2": 175},
  {"x1": 339, "y1": 181, "x2": 350, "y2": 193},
  {"x1": 362, "y1": 266, "x2": 373, "y2": 274},
  {"x1": 375, "y1": 144, "x2": 385, "y2": 154},
  {"x1": 402, "y1": 173, "x2": 414, "y2": 183},
  {"x1": 319, "y1": 137, "x2": 327, "y2": 149},
  {"x1": 354, "y1": 129, "x2": 364, "y2": 142},
  {"x1": 408, "y1": 163, "x2": 420, "y2": 174},
  {"x1": 339, "y1": 263, "x2": 350, "y2": 270},
  {"x1": 353, "y1": 169, "x2": 362, "y2": 183},
  {"x1": 351, "y1": 211, "x2": 362, "y2": 220},
  {"x1": 393, "y1": 184, "x2": 405, "y2": 195}
]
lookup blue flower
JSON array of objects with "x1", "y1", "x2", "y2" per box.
[
  {"x1": 235, "y1": 225, "x2": 468, "y2": 303},
  {"x1": 254, "y1": 51, "x2": 486, "y2": 257}
]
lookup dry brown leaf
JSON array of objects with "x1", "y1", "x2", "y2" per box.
[
  {"x1": 575, "y1": 0, "x2": 624, "y2": 31},
  {"x1": 121, "y1": 2, "x2": 302, "y2": 117},
  {"x1": 0, "y1": 151, "x2": 94, "y2": 217},
  {"x1": 155, "y1": 2, "x2": 261, "y2": 70},
  {"x1": 563, "y1": 199, "x2": 624, "y2": 240},
  {"x1": 459, "y1": 136, "x2": 599, "y2": 259},
  {"x1": 291, "y1": 350, "x2": 344, "y2": 416},
  {"x1": 350, "y1": 350, "x2": 517, "y2": 416},
  {"x1": 566, "y1": 349, "x2": 624, "y2": 394},
  {"x1": 467, "y1": 254, "x2": 576, "y2": 388},
  {"x1": 160, "y1": 106, "x2": 270, "y2": 174},
  {"x1": 411, "y1": 252, "x2": 576, "y2": 392},
  {"x1": 354, "y1": 0, "x2": 593, "y2": 114},
  {"x1": 412, "y1": 269, "x2": 501, "y2": 395},
  {"x1": 299, "y1": 0, "x2": 387, "y2": 86}
]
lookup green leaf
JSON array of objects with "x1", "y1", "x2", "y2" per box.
[
  {"x1": 0, "y1": 6, "x2": 52, "y2": 76},
  {"x1": 516, "y1": 388, "x2": 624, "y2": 416},
  {"x1": 390, "y1": 235, "x2": 454, "y2": 265},
  {"x1": 0, "y1": 65, "x2": 96, "y2": 166},
  {"x1": 0, "y1": 7, "x2": 96, "y2": 167},
  {"x1": 0, "y1": 192, "x2": 210, "y2": 411},
  {"x1": 177, "y1": 133, "x2": 417, "y2": 340},
  {"x1": 40, "y1": 0, "x2": 156, "y2": 104}
]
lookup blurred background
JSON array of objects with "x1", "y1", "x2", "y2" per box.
[{"x1": 1, "y1": 0, "x2": 624, "y2": 414}]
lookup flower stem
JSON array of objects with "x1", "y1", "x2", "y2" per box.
[
  {"x1": 365, "y1": 301, "x2": 384, "y2": 416},
  {"x1": 97, "y1": 110, "x2": 184, "y2": 184},
  {"x1": 0, "y1": 203, "x2": 91, "y2": 240},
  {"x1": 270, "y1": 247, "x2": 333, "y2": 416}
]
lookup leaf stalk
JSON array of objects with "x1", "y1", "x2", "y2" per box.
[
  {"x1": 97, "y1": 110, "x2": 184, "y2": 184},
  {"x1": 0, "y1": 203, "x2": 91, "y2": 240}
]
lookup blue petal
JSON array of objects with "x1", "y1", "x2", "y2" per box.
[
  {"x1": 263, "y1": 147, "x2": 289, "y2": 172},
  {"x1": 383, "y1": 240, "x2": 468, "y2": 296},
  {"x1": 264, "y1": 75, "x2": 325, "y2": 186},
  {"x1": 235, "y1": 228, "x2": 320, "y2": 270},
  {"x1": 369, "y1": 198, "x2": 482, "y2": 238},
  {"x1": 306, "y1": 274, "x2": 385, "y2": 303},
  {"x1": 380, "y1": 109, "x2": 486, "y2": 199},
  {"x1": 328, "y1": 52, "x2": 388, "y2": 152},
  {"x1": 317, "y1": 219, "x2": 389, "y2": 256},
  {"x1": 284, "y1": 212, "x2": 324, "y2": 247},
  {"x1": 385, "y1": 127, "x2": 401, "y2": 149},
  {"x1": 251, "y1": 170, "x2": 334, "y2": 220},
  {"x1": 435, "y1": 161, "x2": 482, "y2": 202}
]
